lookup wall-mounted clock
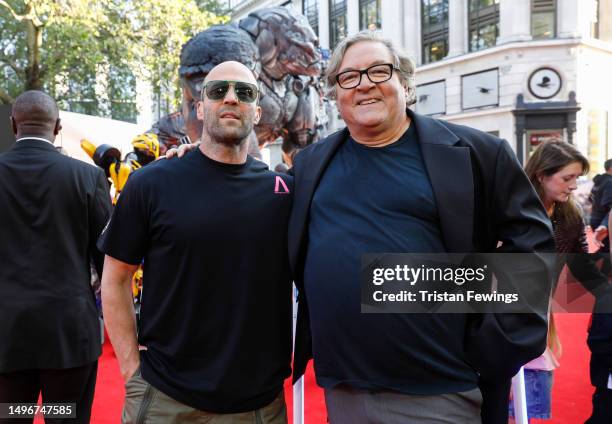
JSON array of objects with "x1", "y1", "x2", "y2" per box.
[{"x1": 528, "y1": 67, "x2": 562, "y2": 100}]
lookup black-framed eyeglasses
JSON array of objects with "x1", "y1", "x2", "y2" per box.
[
  {"x1": 335, "y1": 63, "x2": 398, "y2": 89},
  {"x1": 201, "y1": 80, "x2": 259, "y2": 103}
]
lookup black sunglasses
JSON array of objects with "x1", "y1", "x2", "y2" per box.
[{"x1": 202, "y1": 80, "x2": 259, "y2": 103}]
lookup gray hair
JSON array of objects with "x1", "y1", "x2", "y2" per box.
[{"x1": 324, "y1": 31, "x2": 416, "y2": 105}]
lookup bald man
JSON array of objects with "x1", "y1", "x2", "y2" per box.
[
  {"x1": 0, "y1": 91, "x2": 112, "y2": 423},
  {"x1": 100, "y1": 62, "x2": 293, "y2": 423}
]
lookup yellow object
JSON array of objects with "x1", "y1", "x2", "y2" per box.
[
  {"x1": 80, "y1": 139, "x2": 97, "y2": 160},
  {"x1": 109, "y1": 161, "x2": 131, "y2": 204},
  {"x1": 80, "y1": 138, "x2": 145, "y2": 305},
  {"x1": 79, "y1": 136, "x2": 156, "y2": 204},
  {"x1": 132, "y1": 267, "x2": 143, "y2": 298},
  {"x1": 131, "y1": 133, "x2": 160, "y2": 159}
]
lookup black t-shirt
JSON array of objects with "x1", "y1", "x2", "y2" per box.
[
  {"x1": 98, "y1": 149, "x2": 293, "y2": 413},
  {"x1": 304, "y1": 124, "x2": 479, "y2": 394}
]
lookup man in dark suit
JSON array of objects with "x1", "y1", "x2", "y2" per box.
[
  {"x1": 288, "y1": 32, "x2": 555, "y2": 424},
  {"x1": 0, "y1": 91, "x2": 112, "y2": 423}
]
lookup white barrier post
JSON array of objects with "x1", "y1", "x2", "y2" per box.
[
  {"x1": 292, "y1": 284, "x2": 304, "y2": 424},
  {"x1": 511, "y1": 367, "x2": 529, "y2": 424},
  {"x1": 293, "y1": 377, "x2": 304, "y2": 424}
]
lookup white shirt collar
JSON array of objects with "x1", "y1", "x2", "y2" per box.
[{"x1": 16, "y1": 137, "x2": 54, "y2": 145}]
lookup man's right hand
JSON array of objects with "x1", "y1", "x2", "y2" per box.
[
  {"x1": 164, "y1": 142, "x2": 200, "y2": 159},
  {"x1": 121, "y1": 356, "x2": 141, "y2": 382}
]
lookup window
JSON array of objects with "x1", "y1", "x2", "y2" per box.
[
  {"x1": 303, "y1": 0, "x2": 319, "y2": 36},
  {"x1": 66, "y1": 79, "x2": 99, "y2": 117},
  {"x1": 421, "y1": 0, "x2": 449, "y2": 64},
  {"x1": 469, "y1": 0, "x2": 500, "y2": 52},
  {"x1": 416, "y1": 80, "x2": 446, "y2": 115},
  {"x1": 359, "y1": 0, "x2": 381, "y2": 30},
  {"x1": 531, "y1": 0, "x2": 556, "y2": 39},
  {"x1": 329, "y1": 0, "x2": 347, "y2": 49},
  {"x1": 592, "y1": 0, "x2": 612, "y2": 42},
  {"x1": 108, "y1": 67, "x2": 137, "y2": 123},
  {"x1": 461, "y1": 68, "x2": 499, "y2": 109}
]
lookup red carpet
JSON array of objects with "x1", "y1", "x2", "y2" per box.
[
  {"x1": 88, "y1": 315, "x2": 593, "y2": 424},
  {"x1": 532, "y1": 313, "x2": 594, "y2": 424},
  {"x1": 89, "y1": 335, "x2": 125, "y2": 423}
]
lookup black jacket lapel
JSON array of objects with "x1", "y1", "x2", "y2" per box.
[
  {"x1": 289, "y1": 128, "x2": 347, "y2": 275},
  {"x1": 410, "y1": 111, "x2": 475, "y2": 252}
]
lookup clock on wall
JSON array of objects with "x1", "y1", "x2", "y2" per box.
[{"x1": 528, "y1": 67, "x2": 562, "y2": 100}]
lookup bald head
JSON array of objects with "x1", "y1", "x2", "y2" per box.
[
  {"x1": 11, "y1": 90, "x2": 61, "y2": 140},
  {"x1": 196, "y1": 61, "x2": 262, "y2": 158},
  {"x1": 203, "y1": 61, "x2": 258, "y2": 88}
]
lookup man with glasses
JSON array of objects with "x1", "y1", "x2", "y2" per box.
[
  {"x1": 100, "y1": 61, "x2": 293, "y2": 423},
  {"x1": 289, "y1": 31, "x2": 554, "y2": 423}
]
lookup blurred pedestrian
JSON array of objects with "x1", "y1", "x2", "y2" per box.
[
  {"x1": 518, "y1": 141, "x2": 612, "y2": 423},
  {"x1": 584, "y1": 212, "x2": 612, "y2": 423},
  {"x1": 274, "y1": 138, "x2": 302, "y2": 174},
  {"x1": 0, "y1": 90, "x2": 112, "y2": 423},
  {"x1": 589, "y1": 159, "x2": 612, "y2": 273}
]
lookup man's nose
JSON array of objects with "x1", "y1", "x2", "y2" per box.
[
  {"x1": 223, "y1": 85, "x2": 239, "y2": 104},
  {"x1": 356, "y1": 73, "x2": 375, "y2": 91}
]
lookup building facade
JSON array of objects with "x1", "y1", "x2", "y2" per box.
[{"x1": 223, "y1": 0, "x2": 612, "y2": 173}]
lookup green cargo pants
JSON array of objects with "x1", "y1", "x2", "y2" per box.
[{"x1": 122, "y1": 369, "x2": 287, "y2": 424}]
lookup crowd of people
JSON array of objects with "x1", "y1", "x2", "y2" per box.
[{"x1": 0, "y1": 30, "x2": 611, "y2": 424}]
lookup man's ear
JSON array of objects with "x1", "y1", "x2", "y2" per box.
[
  {"x1": 253, "y1": 105, "x2": 262, "y2": 125},
  {"x1": 54, "y1": 118, "x2": 62, "y2": 135},
  {"x1": 10, "y1": 116, "x2": 17, "y2": 135},
  {"x1": 403, "y1": 82, "x2": 410, "y2": 98},
  {"x1": 196, "y1": 100, "x2": 204, "y2": 120}
]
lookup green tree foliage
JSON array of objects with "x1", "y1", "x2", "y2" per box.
[
  {"x1": 0, "y1": 0, "x2": 227, "y2": 120},
  {"x1": 195, "y1": 0, "x2": 228, "y2": 15}
]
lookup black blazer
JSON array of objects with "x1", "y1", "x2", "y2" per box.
[
  {"x1": 288, "y1": 110, "x2": 556, "y2": 422},
  {"x1": 0, "y1": 138, "x2": 112, "y2": 372}
]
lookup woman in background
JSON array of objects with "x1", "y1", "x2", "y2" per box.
[{"x1": 509, "y1": 141, "x2": 610, "y2": 422}]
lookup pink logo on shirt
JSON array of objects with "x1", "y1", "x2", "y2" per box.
[{"x1": 274, "y1": 176, "x2": 290, "y2": 194}]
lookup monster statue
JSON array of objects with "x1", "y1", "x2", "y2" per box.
[
  {"x1": 150, "y1": 6, "x2": 327, "y2": 156},
  {"x1": 239, "y1": 7, "x2": 324, "y2": 147}
]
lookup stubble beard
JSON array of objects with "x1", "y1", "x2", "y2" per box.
[{"x1": 206, "y1": 112, "x2": 254, "y2": 147}]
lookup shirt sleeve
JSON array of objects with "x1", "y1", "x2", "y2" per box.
[
  {"x1": 600, "y1": 181, "x2": 612, "y2": 209},
  {"x1": 599, "y1": 211, "x2": 610, "y2": 229},
  {"x1": 97, "y1": 171, "x2": 150, "y2": 265}
]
